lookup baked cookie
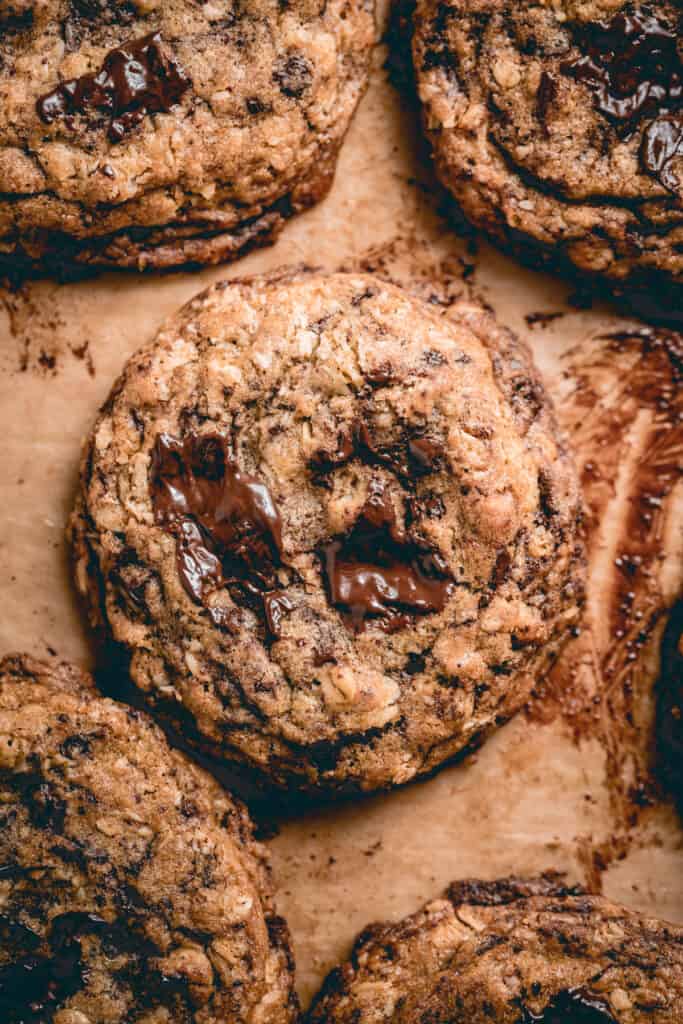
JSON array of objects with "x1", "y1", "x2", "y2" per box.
[
  {"x1": 658, "y1": 600, "x2": 683, "y2": 798},
  {"x1": 307, "y1": 875, "x2": 683, "y2": 1022},
  {"x1": 0, "y1": 1, "x2": 374, "y2": 273},
  {"x1": 412, "y1": 1, "x2": 683, "y2": 295},
  {"x1": 70, "y1": 270, "x2": 584, "y2": 793},
  {"x1": 0, "y1": 652, "x2": 297, "y2": 1024}
]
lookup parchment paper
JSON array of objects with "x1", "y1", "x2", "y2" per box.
[{"x1": 1, "y1": 5, "x2": 682, "y2": 1009}]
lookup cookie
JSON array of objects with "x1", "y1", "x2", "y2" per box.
[
  {"x1": 69, "y1": 270, "x2": 584, "y2": 793},
  {"x1": 658, "y1": 600, "x2": 683, "y2": 799},
  {"x1": 307, "y1": 875, "x2": 683, "y2": 1022},
  {"x1": 412, "y1": 1, "x2": 683, "y2": 295},
  {"x1": 0, "y1": 0, "x2": 374, "y2": 273},
  {"x1": 0, "y1": 652, "x2": 297, "y2": 1024}
]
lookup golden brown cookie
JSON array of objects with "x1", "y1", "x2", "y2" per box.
[
  {"x1": 0, "y1": 652, "x2": 297, "y2": 1024},
  {"x1": 307, "y1": 876, "x2": 683, "y2": 1022},
  {"x1": 413, "y1": 1, "x2": 683, "y2": 297},
  {"x1": 70, "y1": 270, "x2": 584, "y2": 792},
  {"x1": 0, "y1": 0, "x2": 374, "y2": 273}
]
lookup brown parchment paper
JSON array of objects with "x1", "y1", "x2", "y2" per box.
[{"x1": 1, "y1": 4, "x2": 683, "y2": 1010}]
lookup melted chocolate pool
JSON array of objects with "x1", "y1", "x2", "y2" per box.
[
  {"x1": 37, "y1": 31, "x2": 190, "y2": 142},
  {"x1": 149, "y1": 432, "x2": 290, "y2": 636},
  {"x1": 322, "y1": 479, "x2": 453, "y2": 632},
  {"x1": 562, "y1": 6, "x2": 683, "y2": 189}
]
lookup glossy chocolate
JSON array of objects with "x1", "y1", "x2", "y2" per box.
[
  {"x1": 322, "y1": 479, "x2": 453, "y2": 632},
  {"x1": 562, "y1": 7, "x2": 683, "y2": 189},
  {"x1": 37, "y1": 32, "x2": 190, "y2": 142},
  {"x1": 563, "y1": 9, "x2": 681, "y2": 125},
  {"x1": 522, "y1": 988, "x2": 617, "y2": 1022},
  {"x1": 150, "y1": 432, "x2": 290, "y2": 637}
]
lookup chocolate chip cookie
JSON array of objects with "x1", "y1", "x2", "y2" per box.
[
  {"x1": 69, "y1": 270, "x2": 584, "y2": 793},
  {"x1": 658, "y1": 600, "x2": 683, "y2": 799},
  {"x1": 0, "y1": 652, "x2": 297, "y2": 1024},
  {"x1": 307, "y1": 875, "x2": 683, "y2": 1022},
  {"x1": 413, "y1": 1, "x2": 683, "y2": 294},
  {"x1": 0, "y1": 1, "x2": 374, "y2": 273}
]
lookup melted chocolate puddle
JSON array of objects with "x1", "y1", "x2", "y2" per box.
[
  {"x1": 522, "y1": 987, "x2": 616, "y2": 1022},
  {"x1": 37, "y1": 32, "x2": 190, "y2": 142},
  {"x1": 562, "y1": 7, "x2": 683, "y2": 189},
  {"x1": 149, "y1": 432, "x2": 291, "y2": 637},
  {"x1": 321, "y1": 479, "x2": 453, "y2": 632}
]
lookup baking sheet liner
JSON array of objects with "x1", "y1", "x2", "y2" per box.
[{"x1": 1, "y1": 5, "x2": 682, "y2": 1008}]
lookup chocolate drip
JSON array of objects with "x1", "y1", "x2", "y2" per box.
[
  {"x1": 522, "y1": 988, "x2": 617, "y2": 1022},
  {"x1": 149, "y1": 432, "x2": 290, "y2": 638},
  {"x1": 37, "y1": 31, "x2": 190, "y2": 142},
  {"x1": 322, "y1": 479, "x2": 453, "y2": 632},
  {"x1": 562, "y1": 7, "x2": 683, "y2": 189}
]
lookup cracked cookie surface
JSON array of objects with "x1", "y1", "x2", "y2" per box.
[
  {"x1": 0, "y1": 652, "x2": 297, "y2": 1024},
  {"x1": 412, "y1": 0, "x2": 683, "y2": 293},
  {"x1": 70, "y1": 270, "x2": 584, "y2": 793},
  {"x1": 0, "y1": 0, "x2": 374, "y2": 273},
  {"x1": 307, "y1": 876, "x2": 683, "y2": 1022}
]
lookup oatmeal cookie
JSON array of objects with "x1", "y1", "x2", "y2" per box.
[
  {"x1": 70, "y1": 270, "x2": 584, "y2": 792},
  {"x1": 412, "y1": 1, "x2": 683, "y2": 294},
  {"x1": 0, "y1": 652, "x2": 297, "y2": 1024},
  {"x1": 0, "y1": 0, "x2": 374, "y2": 273},
  {"x1": 307, "y1": 875, "x2": 683, "y2": 1022}
]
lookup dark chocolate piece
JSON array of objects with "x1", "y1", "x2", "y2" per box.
[
  {"x1": 522, "y1": 988, "x2": 617, "y2": 1023},
  {"x1": 562, "y1": 7, "x2": 683, "y2": 189},
  {"x1": 563, "y1": 9, "x2": 681, "y2": 127},
  {"x1": 37, "y1": 32, "x2": 190, "y2": 142},
  {"x1": 322, "y1": 479, "x2": 453, "y2": 632},
  {"x1": 149, "y1": 432, "x2": 290, "y2": 637}
]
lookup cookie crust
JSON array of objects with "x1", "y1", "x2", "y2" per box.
[
  {"x1": 307, "y1": 876, "x2": 683, "y2": 1022},
  {"x1": 70, "y1": 270, "x2": 584, "y2": 793},
  {"x1": 412, "y1": 0, "x2": 683, "y2": 293},
  {"x1": 0, "y1": 1, "x2": 374, "y2": 274},
  {"x1": 0, "y1": 652, "x2": 297, "y2": 1024}
]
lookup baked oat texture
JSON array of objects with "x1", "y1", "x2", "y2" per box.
[
  {"x1": 412, "y1": 0, "x2": 683, "y2": 291},
  {"x1": 0, "y1": 0, "x2": 374, "y2": 272},
  {"x1": 0, "y1": 652, "x2": 297, "y2": 1024},
  {"x1": 70, "y1": 270, "x2": 584, "y2": 793},
  {"x1": 306, "y1": 875, "x2": 683, "y2": 1022}
]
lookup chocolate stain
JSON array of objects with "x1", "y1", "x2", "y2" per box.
[
  {"x1": 0, "y1": 282, "x2": 95, "y2": 377},
  {"x1": 528, "y1": 325, "x2": 683, "y2": 873},
  {"x1": 38, "y1": 32, "x2": 190, "y2": 142}
]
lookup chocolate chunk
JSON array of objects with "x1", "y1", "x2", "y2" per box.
[
  {"x1": 37, "y1": 32, "x2": 190, "y2": 142},
  {"x1": 561, "y1": 7, "x2": 683, "y2": 187},
  {"x1": 563, "y1": 9, "x2": 682, "y2": 127},
  {"x1": 150, "y1": 432, "x2": 291, "y2": 637},
  {"x1": 522, "y1": 988, "x2": 617, "y2": 1022},
  {"x1": 407, "y1": 436, "x2": 444, "y2": 471},
  {"x1": 273, "y1": 52, "x2": 313, "y2": 98},
  {"x1": 535, "y1": 70, "x2": 558, "y2": 130},
  {"x1": 321, "y1": 479, "x2": 453, "y2": 632},
  {"x1": 311, "y1": 422, "x2": 444, "y2": 483},
  {"x1": 641, "y1": 115, "x2": 683, "y2": 190}
]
